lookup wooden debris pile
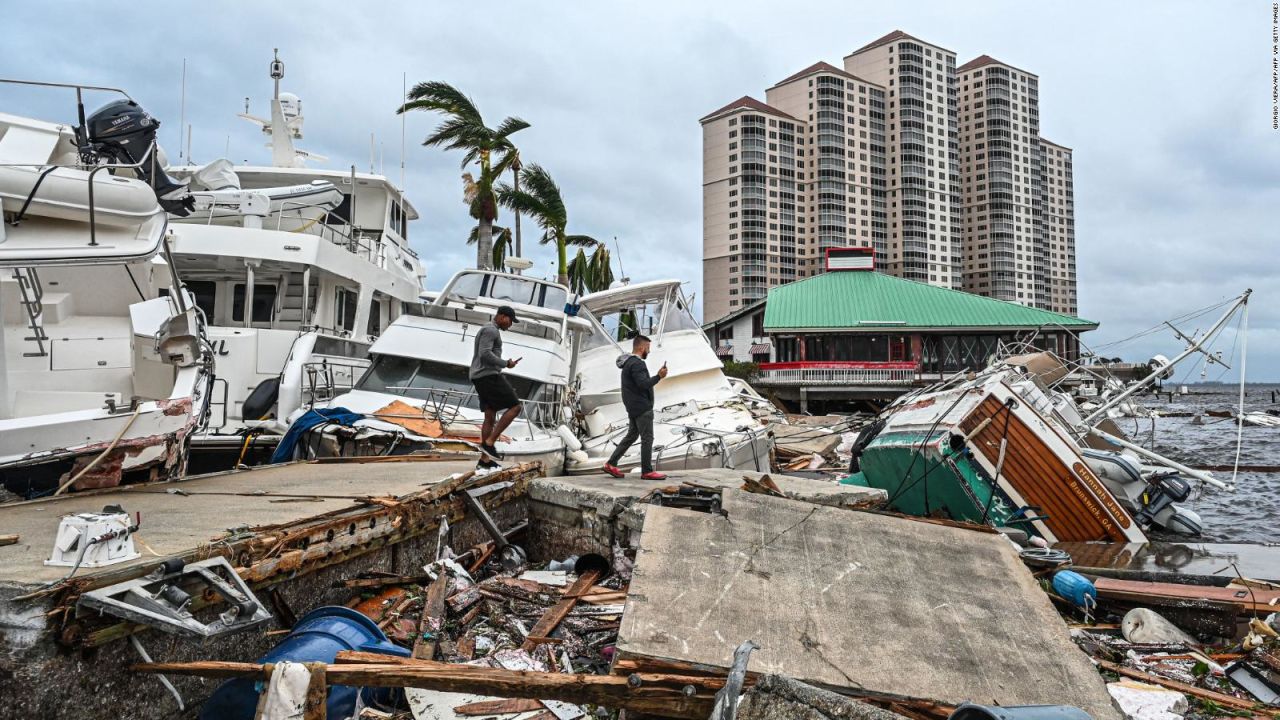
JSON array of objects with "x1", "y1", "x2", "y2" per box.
[{"x1": 1042, "y1": 568, "x2": 1280, "y2": 716}]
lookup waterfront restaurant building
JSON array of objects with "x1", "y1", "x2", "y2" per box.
[{"x1": 750, "y1": 248, "x2": 1096, "y2": 411}]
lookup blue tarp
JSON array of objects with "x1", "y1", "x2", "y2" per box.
[{"x1": 271, "y1": 407, "x2": 363, "y2": 464}]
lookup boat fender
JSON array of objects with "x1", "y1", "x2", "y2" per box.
[
  {"x1": 556, "y1": 424, "x2": 583, "y2": 452},
  {"x1": 242, "y1": 377, "x2": 281, "y2": 421},
  {"x1": 568, "y1": 449, "x2": 589, "y2": 464},
  {"x1": 1051, "y1": 570, "x2": 1097, "y2": 608}
]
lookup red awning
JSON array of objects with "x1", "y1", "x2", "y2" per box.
[
  {"x1": 715, "y1": 345, "x2": 734, "y2": 356},
  {"x1": 748, "y1": 343, "x2": 771, "y2": 354}
]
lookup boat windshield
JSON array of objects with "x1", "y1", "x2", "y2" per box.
[
  {"x1": 580, "y1": 286, "x2": 702, "y2": 351},
  {"x1": 443, "y1": 272, "x2": 568, "y2": 312},
  {"x1": 357, "y1": 354, "x2": 554, "y2": 411}
]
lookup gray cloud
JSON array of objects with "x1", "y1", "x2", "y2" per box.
[{"x1": 3, "y1": 0, "x2": 1275, "y2": 378}]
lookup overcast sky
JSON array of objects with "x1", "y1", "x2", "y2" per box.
[{"x1": 5, "y1": 1, "x2": 1276, "y2": 380}]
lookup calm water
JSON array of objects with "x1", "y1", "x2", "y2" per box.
[{"x1": 1128, "y1": 383, "x2": 1280, "y2": 543}]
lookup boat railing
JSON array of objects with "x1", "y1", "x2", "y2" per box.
[
  {"x1": 302, "y1": 358, "x2": 367, "y2": 405},
  {"x1": 378, "y1": 386, "x2": 565, "y2": 440}
]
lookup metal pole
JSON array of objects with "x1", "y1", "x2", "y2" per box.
[
  {"x1": 243, "y1": 262, "x2": 255, "y2": 328},
  {"x1": 1088, "y1": 426, "x2": 1228, "y2": 491},
  {"x1": 178, "y1": 59, "x2": 186, "y2": 161},
  {"x1": 1082, "y1": 291, "x2": 1250, "y2": 426},
  {"x1": 300, "y1": 267, "x2": 311, "y2": 329}
]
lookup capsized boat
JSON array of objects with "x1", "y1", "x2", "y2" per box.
[
  {"x1": 0, "y1": 81, "x2": 212, "y2": 496},
  {"x1": 292, "y1": 269, "x2": 585, "y2": 469},
  {"x1": 844, "y1": 364, "x2": 1149, "y2": 544},
  {"x1": 563, "y1": 280, "x2": 774, "y2": 474}
]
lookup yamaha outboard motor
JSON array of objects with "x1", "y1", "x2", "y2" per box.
[
  {"x1": 1136, "y1": 472, "x2": 1202, "y2": 536},
  {"x1": 76, "y1": 99, "x2": 194, "y2": 216}
]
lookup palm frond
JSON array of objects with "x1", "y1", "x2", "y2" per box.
[
  {"x1": 399, "y1": 81, "x2": 481, "y2": 122},
  {"x1": 494, "y1": 116, "x2": 531, "y2": 139},
  {"x1": 516, "y1": 164, "x2": 567, "y2": 226},
  {"x1": 564, "y1": 234, "x2": 598, "y2": 248},
  {"x1": 496, "y1": 185, "x2": 553, "y2": 228},
  {"x1": 468, "y1": 224, "x2": 510, "y2": 246}
]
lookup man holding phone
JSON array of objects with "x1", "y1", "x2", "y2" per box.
[
  {"x1": 603, "y1": 334, "x2": 669, "y2": 479},
  {"x1": 470, "y1": 306, "x2": 523, "y2": 466}
]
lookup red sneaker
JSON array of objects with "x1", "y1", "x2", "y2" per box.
[
  {"x1": 641, "y1": 471, "x2": 667, "y2": 480},
  {"x1": 603, "y1": 463, "x2": 625, "y2": 478}
]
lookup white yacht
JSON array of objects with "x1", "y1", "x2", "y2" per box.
[
  {"x1": 564, "y1": 280, "x2": 774, "y2": 474},
  {"x1": 165, "y1": 53, "x2": 425, "y2": 463},
  {"x1": 0, "y1": 81, "x2": 211, "y2": 497},
  {"x1": 294, "y1": 269, "x2": 583, "y2": 470}
]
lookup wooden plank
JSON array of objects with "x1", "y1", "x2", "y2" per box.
[
  {"x1": 413, "y1": 573, "x2": 450, "y2": 660},
  {"x1": 521, "y1": 569, "x2": 602, "y2": 652},
  {"x1": 1094, "y1": 659, "x2": 1280, "y2": 715},
  {"x1": 132, "y1": 657, "x2": 720, "y2": 719},
  {"x1": 1094, "y1": 578, "x2": 1280, "y2": 614},
  {"x1": 0, "y1": 534, "x2": 19, "y2": 546},
  {"x1": 453, "y1": 698, "x2": 544, "y2": 715},
  {"x1": 303, "y1": 662, "x2": 327, "y2": 720},
  {"x1": 609, "y1": 655, "x2": 954, "y2": 720}
]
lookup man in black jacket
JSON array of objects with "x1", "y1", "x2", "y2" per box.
[{"x1": 603, "y1": 334, "x2": 669, "y2": 479}]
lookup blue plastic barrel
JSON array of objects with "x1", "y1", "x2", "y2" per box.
[
  {"x1": 951, "y1": 702, "x2": 1094, "y2": 720},
  {"x1": 200, "y1": 606, "x2": 412, "y2": 720},
  {"x1": 1051, "y1": 570, "x2": 1097, "y2": 608}
]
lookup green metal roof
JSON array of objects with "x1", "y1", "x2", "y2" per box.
[{"x1": 763, "y1": 271, "x2": 1096, "y2": 332}]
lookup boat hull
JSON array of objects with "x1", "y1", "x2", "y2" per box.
[{"x1": 849, "y1": 377, "x2": 1145, "y2": 544}]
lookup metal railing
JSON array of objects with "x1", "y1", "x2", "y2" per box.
[
  {"x1": 301, "y1": 358, "x2": 368, "y2": 405},
  {"x1": 378, "y1": 385, "x2": 566, "y2": 441},
  {"x1": 755, "y1": 363, "x2": 918, "y2": 386}
]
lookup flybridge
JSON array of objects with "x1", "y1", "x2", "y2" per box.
[{"x1": 825, "y1": 246, "x2": 875, "y2": 271}]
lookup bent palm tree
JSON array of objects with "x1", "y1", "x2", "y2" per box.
[
  {"x1": 497, "y1": 164, "x2": 596, "y2": 285},
  {"x1": 398, "y1": 81, "x2": 528, "y2": 269}
]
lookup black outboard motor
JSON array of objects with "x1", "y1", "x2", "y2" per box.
[
  {"x1": 76, "y1": 99, "x2": 194, "y2": 216},
  {"x1": 1135, "y1": 472, "x2": 1193, "y2": 527}
]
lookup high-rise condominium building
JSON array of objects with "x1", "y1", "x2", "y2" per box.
[
  {"x1": 1041, "y1": 138, "x2": 1077, "y2": 314},
  {"x1": 844, "y1": 31, "x2": 962, "y2": 289},
  {"x1": 957, "y1": 55, "x2": 1048, "y2": 308},
  {"x1": 701, "y1": 30, "x2": 1078, "y2": 322}
]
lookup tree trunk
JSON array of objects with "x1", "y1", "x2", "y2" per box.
[
  {"x1": 556, "y1": 233, "x2": 569, "y2": 286},
  {"x1": 477, "y1": 218, "x2": 493, "y2": 270}
]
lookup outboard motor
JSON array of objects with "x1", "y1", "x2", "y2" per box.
[
  {"x1": 76, "y1": 99, "x2": 194, "y2": 216},
  {"x1": 1136, "y1": 472, "x2": 1202, "y2": 536}
]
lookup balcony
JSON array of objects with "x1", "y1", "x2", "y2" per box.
[{"x1": 755, "y1": 362, "x2": 919, "y2": 387}]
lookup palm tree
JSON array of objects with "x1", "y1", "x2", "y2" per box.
[
  {"x1": 567, "y1": 245, "x2": 615, "y2": 295},
  {"x1": 497, "y1": 164, "x2": 596, "y2": 285},
  {"x1": 468, "y1": 223, "x2": 513, "y2": 269},
  {"x1": 398, "y1": 82, "x2": 528, "y2": 269}
]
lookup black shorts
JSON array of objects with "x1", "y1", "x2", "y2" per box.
[{"x1": 472, "y1": 374, "x2": 519, "y2": 411}]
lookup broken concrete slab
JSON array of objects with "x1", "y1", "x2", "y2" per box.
[
  {"x1": 615, "y1": 489, "x2": 1122, "y2": 720},
  {"x1": 527, "y1": 469, "x2": 884, "y2": 561}
]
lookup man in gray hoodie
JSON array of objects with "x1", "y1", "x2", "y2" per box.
[
  {"x1": 603, "y1": 334, "x2": 669, "y2": 479},
  {"x1": 470, "y1": 306, "x2": 522, "y2": 465}
]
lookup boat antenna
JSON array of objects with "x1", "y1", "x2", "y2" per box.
[
  {"x1": 612, "y1": 235, "x2": 628, "y2": 284},
  {"x1": 369, "y1": 132, "x2": 375, "y2": 174},
  {"x1": 399, "y1": 71, "x2": 407, "y2": 191},
  {"x1": 178, "y1": 58, "x2": 187, "y2": 161}
]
